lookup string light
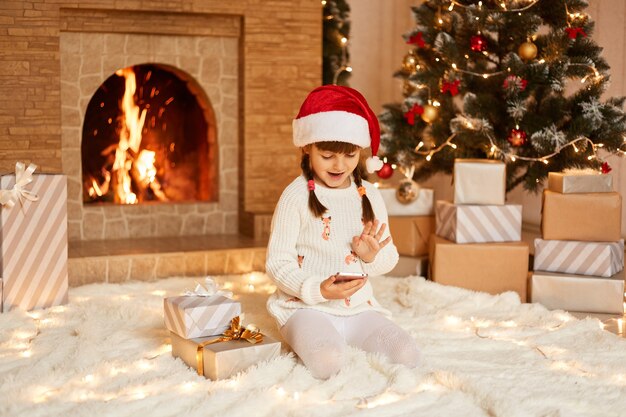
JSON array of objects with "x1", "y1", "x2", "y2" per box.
[{"x1": 449, "y1": 0, "x2": 539, "y2": 12}]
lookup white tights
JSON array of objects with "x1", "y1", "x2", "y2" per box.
[{"x1": 280, "y1": 309, "x2": 420, "y2": 379}]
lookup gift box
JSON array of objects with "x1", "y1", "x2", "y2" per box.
[
  {"x1": 1, "y1": 164, "x2": 68, "y2": 312},
  {"x1": 379, "y1": 188, "x2": 434, "y2": 216},
  {"x1": 164, "y1": 295, "x2": 241, "y2": 339},
  {"x1": 533, "y1": 238, "x2": 624, "y2": 277},
  {"x1": 388, "y1": 255, "x2": 428, "y2": 277},
  {"x1": 170, "y1": 331, "x2": 281, "y2": 380},
  {"x1": 541, "y1": 190, "x2": 621, "y2": 242},
  {"x1": 429, "y1": 235, "x2": 529, "y2": 301},
  {"x1": 388, "y1": 215, "x2": 434, "y2": 256},
  {"x1": 531, "y1": 270, "x2": 625, "y2": 314},
  {"x1": 435, "y1": 200, "x2": 522, "y2": 243},
  {"x1": 453, "y1": 159, "x2": 506, "y2": 205},
  {"x1": 548, "y1": 171, "x2": 613, "y2": 194}
]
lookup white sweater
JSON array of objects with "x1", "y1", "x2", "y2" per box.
[{"x1": 265, "y1": 175, "x2": 399, "y2": 327}]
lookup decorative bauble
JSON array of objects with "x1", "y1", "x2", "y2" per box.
[
  {"x1": 396, "y1": 178, "x2": 420, "y2": 204},
  {"x1": 518, "y1": 41, "x2": 538, "y2": 60},
  {"x1": 470, "y1": 34, "x2": 487, "y2": 52},
  {"x1": 402, "y1": 52, "x2": 418, "y2": 74},
  {"x1": 421, "y1": 104, "x2": 439, "y2": 123},
  {"x1": 376, "y1": 162, "x2": 394, "y2": 179},
  {"x1": 507, "y1": 128, "x2": 527, "y2": 147}
]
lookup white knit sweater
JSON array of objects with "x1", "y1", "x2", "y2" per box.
[{"x1": 265, "y1": 175, "x2": 399, "y2": 327}]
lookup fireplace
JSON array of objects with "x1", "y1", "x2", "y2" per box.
[{"x1": 82, "y1": 63, "x2": 217, "y2": 205}]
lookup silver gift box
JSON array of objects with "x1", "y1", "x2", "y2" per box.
[
  {"x1": 453, "y1": 159, "x2": 506, "y2": 205},
  {"x1": 531, "y1": 270, "x2": 625, "y2": 314},
  {"x1": 548, "y1": 172, "x2": 613, "y2": 193},
  {"x1": 164, "y1": 295, "x2": 241, "y2": 339},
  {"x1": 171, "y1": 331, "x2": 281, "y2": 380}
]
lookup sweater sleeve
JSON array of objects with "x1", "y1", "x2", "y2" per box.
[
  {"x1": 265, "y1": 189, "x2": 327, "y2": 305},
  {"x1": 359, "y1": 183, "x2": 399, "y2": 276}
]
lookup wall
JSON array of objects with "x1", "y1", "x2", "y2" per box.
[{"x1": 350, "y1": 0, "x2": 626, "y2": 234}]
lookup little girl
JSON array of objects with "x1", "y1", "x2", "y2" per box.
[{"x1": 266, "y1": 85, "x2": 420, "y2": 379}]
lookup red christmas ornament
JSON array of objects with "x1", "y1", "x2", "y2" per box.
[
  {"x1": 470, "y1": 34, "x2": 487, "y2": 52},
  {"x1": 507, "y1": 128, "x2": 527, "y2": 147},
  {"x1": 565, "y1": 27, "x2": 587, "y2": 39},
  {"x1": 407, "y1": 32, "x2": 426, "y2": 48},
  {"x1": 403, "y1": 103, "x2": 424, "y2": 126},
  {"x1": 601, "y1": 161, "x2": 612, "y2": 174},
  {"x1": 441, "y1": 79, "x2": 461, "y2": 96},
  {"x1": 503, "y1": 75, "x2": 528, "y2": 91},
  {"x1": 376, "y1": 162, "x2": 394, "y2": 179}
]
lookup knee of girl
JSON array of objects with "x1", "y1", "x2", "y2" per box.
[
  {"x1": 391, "y1": 342, "x2": 421, "y2": 368},
  {"x1": 306, "y1": 345, "x2": 345, "y2": 379}
]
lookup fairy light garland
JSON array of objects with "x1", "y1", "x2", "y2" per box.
[{"x1": 448, "y1": 0, "x2": 540, "y2": 12}]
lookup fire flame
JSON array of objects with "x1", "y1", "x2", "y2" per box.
[{"x1": 87, "y1": 67, "x2": 168, "y2": 204}]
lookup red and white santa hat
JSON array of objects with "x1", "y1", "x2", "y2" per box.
[{"x1": 293, "y1": 85, "x2": 384, "y2": 173}]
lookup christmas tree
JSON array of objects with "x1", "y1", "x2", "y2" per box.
[
  {"x1": 379, "y1": 0, "x2": 626, "y2": 191},
  {"x1": 323, "y1": 0, "x2": 352, "y2": 86}
]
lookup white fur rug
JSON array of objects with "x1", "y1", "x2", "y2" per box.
[{"x1": 1, "y1": 273, "x2": 625, "y2": 417}]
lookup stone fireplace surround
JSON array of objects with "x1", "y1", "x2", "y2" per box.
[{"x1": 0, "y1": 2, "x2": 320, "y2": 284}]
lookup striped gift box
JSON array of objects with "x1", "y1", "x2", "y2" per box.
[
  {"x1": 1, "y1": 173, "x2": 68, "y2": 312},
  {"x1": 533, "y1": 238, "x2": 624, "y2": 277},
  {"x1": 435, "y1": 201, "x2": 522, "y2": 243},
  {"x1": 164, "y1": 295, "x2": 241, "y2": 339}
]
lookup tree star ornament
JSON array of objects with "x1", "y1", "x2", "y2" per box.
[
  {"x1": 470, "y1": 34, "x2": 487, "y2": 52},
  {"x1": 518, "y1": 41, "x2": 538, "y2": 60},
  {"x1": 507, "y1": 128, "x2": 527, "y2": 147},
  {"x1": 375, "y1": 162, "x2": 394, "y2": 179}
]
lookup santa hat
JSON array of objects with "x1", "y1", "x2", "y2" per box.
[{"x1": 293, "y1": 85, "x2": 384, "y2": 173}]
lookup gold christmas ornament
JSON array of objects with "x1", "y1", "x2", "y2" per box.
[
  {"x1": 396, "y1": 178, "x2": 420, "y2": 204},
  {"x1": 402, "y1": 51, "x2": 418, "y2": 74},
  {"x1": 518, "y1": 41, "x2": 538, "y2": 61},
  {"x1": 421, "y1": 104, "x2": 439, "y2": 123}
]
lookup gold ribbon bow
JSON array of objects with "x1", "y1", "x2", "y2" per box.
[
  {"x1": 0, "y1": 162, "x2": 39, "y2": 209},
  {"x1": 195, "y1": 316, "x2": 263, "y2": 376}
]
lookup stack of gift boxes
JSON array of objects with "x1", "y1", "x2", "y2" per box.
[
  {"x1": 164, "y1": 279, "x2": 281, "y2": 380},
  {"x1": 429, "y1": 159, "x2": 529, "y2": 300},
  {"x1": 380, "y1": 186, "x2": 435, "y2": 277},
  {"x1": 531, "y1": 171, "x2": 624, "y2": 314}
]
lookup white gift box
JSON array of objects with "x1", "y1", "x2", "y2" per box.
[
  {"x1": 531, "y1": 270, "x2": 625, "y2": 314},
  {"x1": 454, "y1": 159, "x2": 506, "y2": 205},
  {"x1": 379, "y1": 188, "x2": 434, "y2": 216},
  {"x1": 164, "y1": 295, "x2": 241, "y2": 339},
  {"x1": 435, "y1": 200, "x2": 522, "y2": 243},
  {"x1": 533, "y1": 238, "x2": 624, "y2": 277},
  {"x1": 548, "y1": 171, "x2": 613, "y2": 193}
]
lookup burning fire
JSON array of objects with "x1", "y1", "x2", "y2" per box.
[{"x1": 87, "y1": 68, "x2": 168, "y2": 204}]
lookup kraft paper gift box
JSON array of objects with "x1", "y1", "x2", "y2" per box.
[
  {"x1": 429, "y1": 235, "x2": 529, "y2": 301},
  {"x1": 533, "y1": 238, "x2": 624, "y2": 277},
  {"x1": 1, "y1": 164, "x2": 68, "y2": 312},
  {"x1": 170, "y1": 331, "x2": 281, "y2": 380},
  {"x1": 453, "y1": 159, "x2": 506, "y2": 205},
  {"x1": 531, "y1": 270, "x2": 625, "y2": 314},
  {"x1": 164, "y1": 295, "x2": 241, "y2": 339},
  {"x1": 380, "y1": 188, "x2": 434, "y2": 216},
  {"x1": 435, "y1": 200, "x2": 522, "y2": 243},
  {"x1": 548, "y1": 171, "x2": 613, "y2": 194},
  {"x1": 541, "y1": 190, "x2": 622, "y2": 242},
  {"x1": 388, "y1": 215, "x2": 435, "y2": 256}
]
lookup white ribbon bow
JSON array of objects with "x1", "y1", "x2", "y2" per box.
[
  {"x1": 0, "y1": 162, "x2": 39, "y2": 209},
  {"x1": 184, "y1": 277, "x2": 233, "y2": 300}
]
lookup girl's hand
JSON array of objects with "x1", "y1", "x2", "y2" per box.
[
  {"x1": 320, "y1": 275, "x2": 367, "y2": 300},
  {"x1": 351, "y1": 219, "x2": 391, "y2": 263}
]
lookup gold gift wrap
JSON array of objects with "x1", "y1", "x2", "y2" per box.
[
  {"x1": 453, "y1": 159, "x2": 506, "y2": 205},
  {"x1": 388, "y1": 216, "x2": 434, "y2": 256},
  {"x1": 548, "y1": 172, "x2": 613, "y2": 194},
  {"x1": 531, "y1": 270, "x2": 625, "y2": 314},
  {"x1": 171, "y1": 330, "x2": 281, "y2": 380},
  {"x1": 1, "y1": 164, "x2": 68, "y2": 312},
  {"x1": 541, "y1": 190, "x2": 622, "y2": 242},
  {"x1": 429, "y1": 235, "x2": 529, "y2": 302}
]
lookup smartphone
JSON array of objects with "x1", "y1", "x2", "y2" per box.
[{"x1": 334, "y1": 272, "x2": 367, "y2": 282}]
